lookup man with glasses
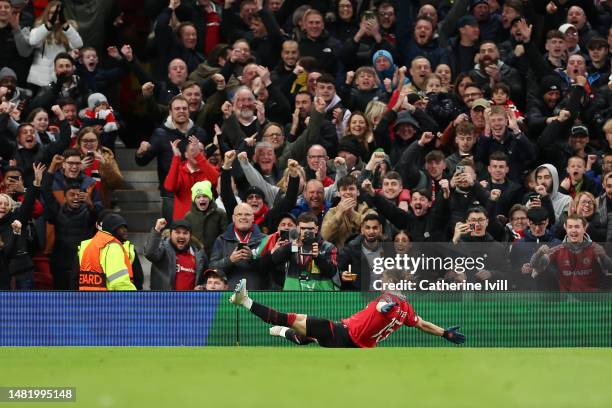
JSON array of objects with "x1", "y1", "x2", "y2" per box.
[
  {"x1": 453, "y1": 206, "x2": 507, "y2": 284},
  {"x1": 377, "y1": 1, "x2": 397, "y2": 45},
  {"x1": 462, "y1": 85, "x2": 484, "y2": 110},
  {"x1": 210, "y1": 202, "x2": 269, "y2": 289},
  {"x1": 305, "y1": 144, "x2": 333, "y2": 186},
  {"x1": 50, "y1": 149, "x2": 103, "y2": 212}
]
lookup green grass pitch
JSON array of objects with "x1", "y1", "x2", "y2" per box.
[{"x1": 1, "y1": 347, "x2": 611, "y2": 408}]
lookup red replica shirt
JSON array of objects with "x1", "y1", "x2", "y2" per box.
[
  {"x1": 342, "y1": 293, "x2": 419, "y2": 348},
  {"x1": 175, "y1": 250, "x2": 197, "y2": 290}
]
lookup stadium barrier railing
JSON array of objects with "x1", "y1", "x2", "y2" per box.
[{"x1": 0, "y1": 292, "x2": 610, "y2": 347}]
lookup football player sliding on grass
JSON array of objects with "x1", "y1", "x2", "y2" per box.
[{"x1": 229, "y1": 272, "x2": 465, "y2": 348}]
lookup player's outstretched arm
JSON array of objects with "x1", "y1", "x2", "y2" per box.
[{"x1": 416, "y1": 319, "x2": 465, "y2": 344}]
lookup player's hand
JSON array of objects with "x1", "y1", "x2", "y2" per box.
[
  {"x1": 442, "y1": 326, "x2": 465, "y2": 344},
  {"x1": 380, "y1": 302, "x2": 397, "y2": 313}
]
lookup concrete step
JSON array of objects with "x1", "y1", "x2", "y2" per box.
[
  {"x1": 114, "y1": 189, "x2": 161, "y2": 202},
  {"x1": 115, "y1": 148, "x2": 156, "y2": 171},
  {"x1": 122, "y1": 170, "x2": 160, "y2": 189},
  {"x1": 120, "y1": 210, "x2": 160, "y2": 232},
  {"x1": 115, "y1": 200, "x2": 162, "y2": 211}
]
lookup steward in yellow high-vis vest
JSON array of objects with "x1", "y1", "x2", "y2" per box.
[{"x1": 78, "y1": 214, "x2": 136, "y2": 291}]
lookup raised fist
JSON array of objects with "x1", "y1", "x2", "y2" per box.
[
  {"x1": 142, "y1": 82, "x2": 155, "y2": 97},
  {"x1": 155, "y1": 218, "x2": 168, "y2": 232}
]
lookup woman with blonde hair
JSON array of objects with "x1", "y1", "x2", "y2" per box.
[
  {"x1": 553, "y1": 191, "x2": 606, "y2": 242},
  {"x1": 364, "y1": 100, "x2": 387, "y2": 130},
  {"x1": 27, "y1": 1, "x2": 83, "y2": 87}
]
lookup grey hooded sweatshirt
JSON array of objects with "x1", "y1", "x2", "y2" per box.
[{"x1": 536, "y1": 164, "x2": 571, "y2": 220}]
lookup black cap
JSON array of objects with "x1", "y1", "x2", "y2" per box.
[
  {"x1": 203, "y1": 268, "x2": 228, "y2": 282},
  {"x1": 337, "y1": 137, "x2": 362, "y2": 158},
  {"x1": 570, "y1": 125, "x2": 589, "y2": 137},
  {"x1": 170, "y1": 219, "x2": 192, "y2": 232},
  {"x1": 527, "y1": 207, "x2": 548, "y2": 223},
  {"x1": 102, "y1": 213, "x2": 128, "y2": 234},
  {"x1": 457, "y1": 15, "x2": 478, "y2": 29},
  {"x1": 470, "y1": 0, "x2": 488, "y2": 10},
  {"x1": 540, "y1": 75, "x2": 563, "y2": 96},
  {"x1": 241, "y1": 186, "x2": 266, "y2": 203},
  {"x1": 278, "y1": 212, "x2": 297, "y2": 224}
]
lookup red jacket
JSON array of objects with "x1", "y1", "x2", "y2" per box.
[{"x1": 163, "y1": 153, "x2": 219, "y2": 220}]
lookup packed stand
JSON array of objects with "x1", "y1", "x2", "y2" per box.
[{"x1": 0, "y1": 0, "x2": 612, "y2": 292}]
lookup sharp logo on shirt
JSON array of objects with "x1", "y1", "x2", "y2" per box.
[{"x1": 176, "y1": 265, "x2": 195, "y2": 274}]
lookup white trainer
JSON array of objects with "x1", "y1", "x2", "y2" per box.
[
  {"x1": 269, "y1": 326, "x2": 287, "y2": 337},
  {"x1": 229, "y1": 278, "x2": 248, "y2": 305}
]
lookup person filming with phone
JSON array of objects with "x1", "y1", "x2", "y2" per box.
[{"x1": 267, "y1": 212, "x2": 340, "y2": 291}]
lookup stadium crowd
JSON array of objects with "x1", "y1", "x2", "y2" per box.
[{"x1": 0, "y1": 0, "x2": 612, "y2": 292}]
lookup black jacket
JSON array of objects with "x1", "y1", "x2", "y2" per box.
[
  {"x1": 298, "y1": 31, "x2": 342, "y2": 76},
  {"x1": 0, "y1": 114, "x2": 72, "y2": 187},
  {"x1": 338, "y1": 235, "x2": 392, "y2": 291},
  {"x1": 135, "y1": 119, "x2": 209, "y2": 196}
]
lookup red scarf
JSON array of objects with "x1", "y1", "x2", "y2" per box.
[
  {"x1": 83, "y1": 158, "x2": 102, "y2": 190},
  {"x1": 253, "y1": 204, "x2": 269, "y2": 226}
]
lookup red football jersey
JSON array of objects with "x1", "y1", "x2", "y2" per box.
[{"x1": 341, "y1": 293, "x2": 419, "y2": 348}]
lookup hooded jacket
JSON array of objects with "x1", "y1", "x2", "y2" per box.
[
  {"x1": 184, "y1": 200, "x2": 227, "y2": 258},
  {"x1": 534, "y1": 164, "x2": 572, "y2": 221}
]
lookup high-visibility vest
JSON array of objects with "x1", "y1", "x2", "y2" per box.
[{"x1": 78, "y1": 232, "x2": 134, "y2": 291}]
